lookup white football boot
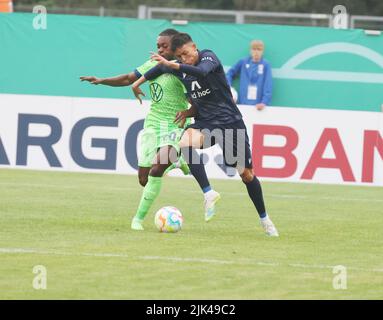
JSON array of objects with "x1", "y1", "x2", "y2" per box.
[
  {"x1": 204, "y1": 190, "x2": 221, "y2": 222},
  {"x1": 131, "y1": 216, "x2": 144, "y2": 231},
  {"x1": 260, "y1": 216, "x2": 279, "y2": 237}
]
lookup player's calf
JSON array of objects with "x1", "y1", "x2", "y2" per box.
[
  {"x1": 138, "y1": 167, "x2": 150, "y2": 187},
  {"x1": 239, "y1": 167, "x2": 254, "y2": 184},
  {"x1": 239, "y1": 168, "x2": 279, "y2": 236}
]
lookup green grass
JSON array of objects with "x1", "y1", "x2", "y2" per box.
[{"x1": 0, "y1": 168, "x2": 382, "y2": 299}]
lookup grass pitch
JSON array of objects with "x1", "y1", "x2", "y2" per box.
[{"x1": 0, "y1": 168, "x2": 382, "y2": 299}]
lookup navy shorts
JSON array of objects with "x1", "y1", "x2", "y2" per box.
[{"x1": 186, "y1": 119, "x2": 253, "y2": 169}]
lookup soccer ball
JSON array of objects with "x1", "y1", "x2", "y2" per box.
[{"x1": 154, "y1": 206, "x2": 183, "y2": 233}]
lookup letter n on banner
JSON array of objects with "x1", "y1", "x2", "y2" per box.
[{"x1": 362, "y1": 130, "x2": 383, "y2": 183}]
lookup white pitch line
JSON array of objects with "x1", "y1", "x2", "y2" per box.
[
  {"x1": 140, "y1": 255, "x2": 233, "y2": 265},
  {"x1": 0, "y1": 247, "x2": 382, "y2": 273},
  {"x1": 0, "y1": 181, "x2": 382, "y2": 203}
]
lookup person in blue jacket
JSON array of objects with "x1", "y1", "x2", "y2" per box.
[{"x1": 226, "y1": 40, "x2": 273, "y2": 110}]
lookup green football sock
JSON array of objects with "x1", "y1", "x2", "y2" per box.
[
  {"x1": 135, "y1": 176, "x2": 162, "y2": 220},
  {"x1": 164, "y1": 156, "x2": 190, "y2": 175},
  {"x1": 164, "y1": 163, "x2": 176, "y2": 175}
]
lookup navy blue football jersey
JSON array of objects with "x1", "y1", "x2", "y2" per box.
[{"x1": 144, "y1": 50, "x2": 243, "y2": 125}]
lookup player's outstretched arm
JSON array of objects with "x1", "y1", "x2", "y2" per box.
[
  {"x1": 151, "y1": 52, "x2": 218, "y2": 78},
  {"x1": 150, "y1": 52, "x2": 180, "y2": 70},
  {"x1": 143, "y1": 59, "x2": 175, "y2": 81},
  {"x1": 80, "y1": 72, "x2": 138, "y2": 87}
]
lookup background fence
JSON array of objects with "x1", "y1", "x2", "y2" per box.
[{"x1": 11, "y1": 4, "x2": 383, "y2": 30}]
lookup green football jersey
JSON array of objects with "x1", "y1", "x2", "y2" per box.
[{"x1": 136, "y1": 60, "x2": 189, "y2": 129}]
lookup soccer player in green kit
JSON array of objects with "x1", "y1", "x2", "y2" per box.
[{"x1": 80, "y1": 29, "x2": 193, "y2": 231}]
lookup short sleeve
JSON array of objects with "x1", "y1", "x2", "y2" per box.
[{"x1": 135, "y1": 60, "x2": 158, "y2": 77}]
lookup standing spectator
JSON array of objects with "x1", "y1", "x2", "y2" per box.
[{"x1": 226, "y1": 40, "x2": 273, "y2": 110}]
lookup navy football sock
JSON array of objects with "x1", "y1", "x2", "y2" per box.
[
  {"x1": 181, "y1": 147, "x2": 211, "y2": 192},
  {"x1": 244, "y1": 176, "x2": 267, "y2": 218}
]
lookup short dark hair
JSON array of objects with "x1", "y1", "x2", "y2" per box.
[
  {"x1": 171, "y1": 33, "x2": 193, "y2": 52},
  {"x1": 159, "y1": 28, "x2": 179, "y2": 37}
]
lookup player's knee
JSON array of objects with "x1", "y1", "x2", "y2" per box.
[
  {"x1": 179, "y1": 135, "x2": 188, "y2": 148},
  {"x1": 149, "y1": 165, "x2": 166, "y2": 177},
  {"x1": 240, "y1": 169, "x2": 254, "y2": 184}
]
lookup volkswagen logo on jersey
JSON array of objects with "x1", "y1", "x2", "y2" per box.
[{"x1": 150, "y1": 82, "x2": 163, "y2": 102}]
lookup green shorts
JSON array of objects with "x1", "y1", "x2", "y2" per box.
[{"x1": 138, "y1": 126, "x2": 184, "y2": 168}]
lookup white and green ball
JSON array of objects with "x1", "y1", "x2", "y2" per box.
[{"x1": 154, "y1": 206, "x2": 183, "y2": 233}]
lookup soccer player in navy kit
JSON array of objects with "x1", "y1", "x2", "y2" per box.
[{"x1": 132, "y1": 33, "x2": 278, "y2": 236}]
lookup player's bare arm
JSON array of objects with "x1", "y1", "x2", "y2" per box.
[
  {"x1": 174, "y1": 103, "x2": 197, "y2": 128},
  {"x1": 80, "y1": 72, "x2": 138, "y2": 86},
  {"x1": 174, "y1": 103, "x2": 197, "y2": 125},
  {"x1": 131, "y1": 76, "x2": 148, "y2": 104}
]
